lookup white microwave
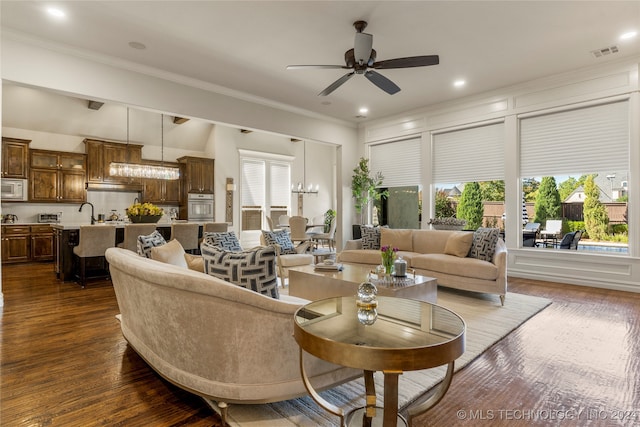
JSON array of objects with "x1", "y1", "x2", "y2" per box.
[{"x1": 1, "y1": 178, "x2": 28, "y2": 201}]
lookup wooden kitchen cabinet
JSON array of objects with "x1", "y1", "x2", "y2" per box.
[
  {"x1": 1, "y1": 225, "x2": 31, "y2": 263},
  {"x1": 29, "y1": 149, "x2": 86, "y2": 203},
  {"x1": 177, "y1": 156, "x2": 214, "y2": 194},
  {"x1": 1, "y1": 137, "x2": 30, "y2": 179},
  {"x1": 2, "y1": 225, "x2": 54, "y2": 263},
  {"x1": 141, "y1": 160, "x2": 181, "y2": 204},
  {"x1": 31, "y1": 225, "x2": 54, "y2": 261},
  {"x1": 84, "y1": 138, "x2": 143, "y2": 190}
]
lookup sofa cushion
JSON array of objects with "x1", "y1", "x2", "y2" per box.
[
  {"x1": 201, "y1": 242, "x2": 279, "y2": 299},
  {"x1": 202, "y1": 231, "x2": 242, "y2": 251},
  {"x1": 360, "y1": 225, "x2": 381, "y2": 250},
  {"x1": 150, "y1": 239, "x2": 188, "y2": 268},
  {"x1": 412, "y1": 230, "x2": 451, "y2": 254},
  {"x1": 468, "y1": 227, "x2": 500, "y2": 262},
  {"x1": 411, "y1": 253, "x2": 498, "y2": 281},
  {"x1": 380, "y1": 228, "x2": 413, "y2": 251},
  {"x1": 339, "y1": 249, "x2": 383, "y2": 265},
  {"x1": 184, "y1": 253, "x2": 205, "y2": 272},
  {"x1": 444, "y1": 231, "x2": 474, "y2": 257},
  {"x1": 262, "y1": 229, "x2": 297, "y2": 254},
  {"x1": 279, "y1": 253, "x2": 314, "y2": 267},
  {"x1": 137, "y1": 230, "x2": 167, "y2": 258}
]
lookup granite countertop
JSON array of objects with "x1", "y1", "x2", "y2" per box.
[{"x1": 50, "y1": 220, "x2": 209, "y2": 230}]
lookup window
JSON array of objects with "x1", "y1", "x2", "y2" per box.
[
  {"x1": 519, "y1": 100, "x2": 629, "y2": 253},
  {"x1": 239, "y1": 151, "x2": 292, "y2": 241},
  {"x1": 432, "y1": 122, "x2": 505, "y2": 230}
]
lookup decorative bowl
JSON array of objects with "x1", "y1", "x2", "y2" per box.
[{"x1": 128, "y1": 215, "x2": 162, "y2": 223}]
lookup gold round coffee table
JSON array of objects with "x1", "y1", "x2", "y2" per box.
[{"x1": 294, "y1": 295, "x2": 465, "y2": 427}]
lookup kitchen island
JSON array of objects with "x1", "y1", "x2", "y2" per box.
[{"x1": 51, "y1": 221, "x2": 208, "y2": 282}]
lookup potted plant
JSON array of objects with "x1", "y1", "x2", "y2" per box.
[
  {"x1": 428, "y1": 217, "x2": 467, "y2": 230},
  {"x1": 351, "y1": 157, "x2": 387, "y2": 227},
  {"x1": 323, "y1": 209, "x2": 336, "y2": 233}
]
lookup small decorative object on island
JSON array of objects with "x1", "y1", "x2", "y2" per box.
[
  {"x1": 380, "y1": 245, "x2": 398, "y2": 275},
  {"x1": 428, "y1": 217, "x2": 467, "y2": 231},
  {"x1": 356, "y1": 281, "x2": 378, "y2": 325},
  {"x1": 126, "y1": 202, "x2": 164, "y2": 223},
  {"x1": 394, "y1": 256, "x2": 407, "y2": 277}
]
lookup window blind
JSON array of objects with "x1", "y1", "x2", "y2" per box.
[
  {"x1": 520, "y1": 100, "x2": 629, "y2": 177},
  {"x1": 432, "y1": 122, "x2": 505, "y2": 183},
  {"x1": 370, "y1": 137, "x2": 422, "y2": 187},
  {"x1": 241, "y1": 159, "x2": 265, "y2": 207},
  {"x1": 270, "y1": 162, "x2": 290, "y2": 207}
]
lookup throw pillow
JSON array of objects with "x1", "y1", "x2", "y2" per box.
[
  {"x1": 202, "y1": 231, "x2": 242, "y2": 251},
  {"x1": 137, "y1": 230, "x2": 167, "y2": 258},
  {"x1": 360, "y1": 225, "x2": 381, "y2": 250},
  {"x1": 184, "y1": 253, "x2": 205, "y2": 272},
  {"x1": 468, "y1": 227, "x2": 500, "y2": 262},
  {"x1": 261, "y1": 229, "x2": 297, "y2": 254},
  {"x1": 201, "y1": 242, "x2": 279, "y2": 299},
  {"x1": 444, "y1": 231, "x2": 474, "y2": 258},
  {"x1": 150, "y1": 239, "x2": 188, "y2": 268}
]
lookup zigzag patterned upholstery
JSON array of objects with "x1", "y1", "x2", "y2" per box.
[
  {"x1": 201, "y1": 242, "x2": 279, "y2": 299},
  {"x1": 202, "y1": 231, "x2": 242, "y2": 251},
  {"x1": 137, "y1": 231, "x2": 167, "y2": 258},
  {"x1": 468, "y1": 227, "x2": 500, "y2": 262}
]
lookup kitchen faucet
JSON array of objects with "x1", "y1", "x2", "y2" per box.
[
  {"x1": 133, "y1": 197, "x2": 140, "y2": 205},
  {"x1": 79, "y1": 202, "x2": 96, "y2": 225}
]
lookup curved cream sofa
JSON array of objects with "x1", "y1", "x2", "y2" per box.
[
  {"x1": 338, "y1": 228, "x2": 508, "y2": 305},
  {"x1": 105, "y1": 247, "x2": 360, "y2": 423}
]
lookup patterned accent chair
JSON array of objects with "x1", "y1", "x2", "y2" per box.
[{"x1": 260, "y1": 230, "x2": 313, "y2": 287}]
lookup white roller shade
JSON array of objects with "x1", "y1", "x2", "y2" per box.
[
  {"x1": 241, "y1": 159, "x2": 265, "y2": 206},
  {"x1": 520, "y1": 100, "x2": 629, "y2": 177},
  {"x1": 370, "y1": 138, "x2": 421, "y2": 187},
  {"x1": 432, "y1": 122, "x2": 504, "y2": 183}
]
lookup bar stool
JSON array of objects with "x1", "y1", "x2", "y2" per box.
[
  {"x1": 118, "y1": 223, "x2": 158, "y2": 252},
  {"x1": 203, "y1": 222, "x2": 228, "y2": 233},
  {"x1": 171, "y1": 223, "x2": 200, "y2": 254},
  {"x1": 73, "y1": 225, "x2": 116, "y2": 288}
]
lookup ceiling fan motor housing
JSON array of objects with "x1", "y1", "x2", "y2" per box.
[{"x1": 345, "y1": 48, "x2": 376, "y2": 72}]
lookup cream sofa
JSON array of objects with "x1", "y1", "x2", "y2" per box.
[
  {"x1": 338, "y1": 228, "x2": 508, "y2": 305},
  {"x1": 105, "y1": 247, "x2": 360, "y2": 423}
]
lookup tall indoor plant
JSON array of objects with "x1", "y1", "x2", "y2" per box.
[{"x1": 351, "y1": 157, "x2": 386, "y2": 225}]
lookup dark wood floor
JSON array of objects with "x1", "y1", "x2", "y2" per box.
[{"x1": 1, "y1": 263, "x2": 639, "y2": 426}]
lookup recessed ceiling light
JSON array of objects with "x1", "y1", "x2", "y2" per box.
[
  {"x1": 453, "y1": 80, "x2": 466, "y2": 88},
  {"x1": 359, "y1": 107, "x2": 369, "y2": 114},
  {"x1": 46, "y1": 7, "x2": 65, "y2": 18},
  {"x1": 620, "y1": 31, "x2": 638, "y2": 40},
  {"x1": 128, "y1": 41, "x2": 147, "y2": 50}
]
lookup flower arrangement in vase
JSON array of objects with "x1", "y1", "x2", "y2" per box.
[
  {"x1": 380, "y1": 245, "x2": 398, "y2": 275},
  {"x1": 126, "y1": 202, "x2": 164, "y2": 223}
]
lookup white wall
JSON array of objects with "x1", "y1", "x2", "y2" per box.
[{"x1": 360, "y1": 57, "x2": 640, "y2": 293}]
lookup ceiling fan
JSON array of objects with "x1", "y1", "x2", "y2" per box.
[{"x1": 287, "y1": 20, "x2": 439, "y2": 96}]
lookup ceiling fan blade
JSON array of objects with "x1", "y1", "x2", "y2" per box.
[
  {"x1": 354, "y1": 32, "x2": 373, "y2": 64},
  {"x1": 287, "y1": 65, "x2": 349, "y2": 70},
  {"x1": 373, "y1": 55, "x2": 440, "y2": 69},
  {"x1": 364, "y1": 70, "x2": 401, "y2": 95},
  {"x1": 318, "y1": 72, "x2": 355, "y2": 96}
]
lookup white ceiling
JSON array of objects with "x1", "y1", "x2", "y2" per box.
[{"x1": 2, "y1": 1, "x2": 640, "y2": 124}]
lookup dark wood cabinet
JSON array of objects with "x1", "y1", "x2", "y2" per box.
[
  {"x1": 2, "y1": 226, "x2": 31, "y2": 263},
  {"x1": 29, "y1": 149, "x2": 86, "y2": 203},
  {"x1": 31, "y1": 225, "x2": 54, "y2": 261},
  {"x1": 2, "y1": 225, "x2": 55, "y2": 264},
  {"x1": 1, "y1": 137, "x2": 30, "y2": 179},
  {"x1": 84, "y1": 138, "x2": 143, "y2": 190},
  {"x1": 177, "y1": 156, "x2": 214, "y2": 194},
  {"x1": 141, "y1": 160, "x2": 181, "y2": 204}
]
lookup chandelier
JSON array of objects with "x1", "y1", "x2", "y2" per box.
[
  {"x1": 291, "y1": 140, "x2": 319, "y2": 194},
  {"x1": 109, "y1": 109, "x2": 180, "y2": 180}
]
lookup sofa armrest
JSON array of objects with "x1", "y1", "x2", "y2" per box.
[{"x1": 343, "y1": 239, "x2": 363, "y2": 250}]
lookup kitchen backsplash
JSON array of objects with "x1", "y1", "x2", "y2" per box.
[{"x1": 1, "y1": 191, "x2": 179, "y2": 223}]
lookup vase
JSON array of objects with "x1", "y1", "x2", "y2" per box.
[
  {"x1": 128, "y1": 215, "x2": 162, "y2": 223},
  {"x1": 382, "y1": 255, "x2": 395, "y2": 275}
]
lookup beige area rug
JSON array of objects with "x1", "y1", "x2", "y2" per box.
[{"x1": 215, "y1": 289, "x2": 552, "y2": 426}]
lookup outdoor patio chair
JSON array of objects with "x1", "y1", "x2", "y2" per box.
[
  {"x1": 558, "y1": 230, "x2": 583, "y2": 250},
  {"x1": 541, "y1": 220, "x2": 563, "y2": 247}
]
